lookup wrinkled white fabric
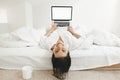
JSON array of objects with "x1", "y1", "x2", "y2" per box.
[
  {"x1": 0, "y1": 46, "x2": 120, "y2": 70},
  {"x1": 92, "y1": 30, "x2": 120, "y2": 47},
  {"x1": 39, "y1": 27, "x2": 85, "y2": 51},
  {"x1": 0, "y1": 27, "x2": 40, "y2": 47}
]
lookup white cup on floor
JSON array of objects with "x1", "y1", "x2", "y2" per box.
[{"x1": 22, "y1": 66, "x2": 33, "y2": 80}]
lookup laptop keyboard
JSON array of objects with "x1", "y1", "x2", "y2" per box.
[{"x1": 54, "y1": 22, "x2": 69, "y2": 27}]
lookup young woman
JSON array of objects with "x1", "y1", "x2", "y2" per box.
[{"x1": 40, "y1": 23, "x2": 82, "y2": 80}]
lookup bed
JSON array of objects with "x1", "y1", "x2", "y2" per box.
[
  {"x1": 0, "y1": 45, "x2": 120, "y2": 70},
  {"x1": 0, "y1": 26, "x2": 120, "y2": 70}
]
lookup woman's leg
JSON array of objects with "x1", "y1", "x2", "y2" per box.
[{"x1": 67, "y1": 26, "x2": 81, "y2": 39}]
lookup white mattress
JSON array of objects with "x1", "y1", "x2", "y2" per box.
[{"x1": 0, "y1": 45, "x2": 120, "y2": 70}]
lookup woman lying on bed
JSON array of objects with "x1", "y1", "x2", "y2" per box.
[{"x1": 40, "y1": 23, "x2": 84, "y2": 80}]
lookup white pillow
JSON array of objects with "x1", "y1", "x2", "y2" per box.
[
  {"x1": 78, "y1": 34, "x2": 93, "y2": 49},
  {"x1": 92, "y1": 30, "x2": 120, "y2": 47},
  {"x1": 0, "y1": 33, "x2": 11, "y2": 40},
  {"x1": 11, "y1": 27, "x2": 37, "y2": 42},
  {"x1": 75, "y1": 25, "x2": 93, "y2": 38},
  {"x1": 0, "y1": 33, "x2": 20, "y2": 41},
  {"x1": 11, "y1": 27, "x2": 46, "y2": 43},
  {"x1": 75, "y1": 25, "x2": 86, "y2": 37}
]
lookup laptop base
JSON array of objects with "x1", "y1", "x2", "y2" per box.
[{"x1": 54, "y1": 21, "x2": 70, "y2": 27}]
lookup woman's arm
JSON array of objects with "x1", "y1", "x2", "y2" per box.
[
  {"x1": 44, "y1": 23, "x2": 57, "y2": 37},
  {"x1": 67, "y1": 26, "x2": 81, "y2": 39}
]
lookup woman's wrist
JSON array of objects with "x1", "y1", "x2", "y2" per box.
[{"x1": 69, "y1": 30, "x2": 74, "y2": 35}]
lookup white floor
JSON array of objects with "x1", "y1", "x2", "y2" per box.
[{"x1": 0, "y1": 69, "x2": 120, "y2": 80}]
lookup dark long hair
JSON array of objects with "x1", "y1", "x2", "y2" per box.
[{"x1": 52, "y1": 52, "x2": 71, "y2": 79}]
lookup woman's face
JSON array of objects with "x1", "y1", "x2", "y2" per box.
[{"x1": 52, "y1": 41, "x2": 68, "y2": 57}]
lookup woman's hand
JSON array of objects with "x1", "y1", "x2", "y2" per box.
[
  {"x1": 67, "y1": 26, "x2": 74, "y2": 33},
  {"x1": 52, "y1": 23, "x2": 58, "y2": 30}
]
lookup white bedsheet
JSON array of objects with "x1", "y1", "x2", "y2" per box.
[{"x1": 0, "y1": 45, "x2": 120, "y2": 70}]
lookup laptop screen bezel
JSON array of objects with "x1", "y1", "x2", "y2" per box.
[{"x1": 51, "y1": 6, "x2": 73, "y2": 21}]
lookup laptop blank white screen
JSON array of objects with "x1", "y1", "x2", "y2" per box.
[{"x1": 52, "y1": 6, "x2": 72, "y2": 21}]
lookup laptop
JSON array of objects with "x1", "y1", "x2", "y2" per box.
[{"x1": 51, "y1": 6, "x2": 73, "y2": 27}]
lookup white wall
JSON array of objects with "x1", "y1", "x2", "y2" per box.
[
  {"x1": 0, "y1": 8, "x2": 9, "y2": 33},
  {"x1": 0, "y1": 23, "x2": 9, "y2": 33},
  {"x1": 0, "y1": 0, "x2": 120, "y2": 36},
  {"x1": 111, "y1": 0, "x2": 120, "y2": 37},
  {"x1": 33, "y1": 5, "x2": 51, "y2": 29},
  {"x1": 32, "y1": 0, "x2": 120, "y2": 37},
  {"x1": 25, "y1": 0, "x2": 33, "y2": 28},
  {"x1": 7, "y1": 1, "x2": 33, "y2": 32},
  {"x1": 32, "y1": 0, "x2": 75, "y2": 29},
  {"x1": 7, "y1": 2, "x2": 26, "y2": 32},
  {"x1": 72, "y1": 0, "x2": 116, "y2": 30},
  {"x1": 0, "y1": 0, "x2": 33, "y2": 33}
]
